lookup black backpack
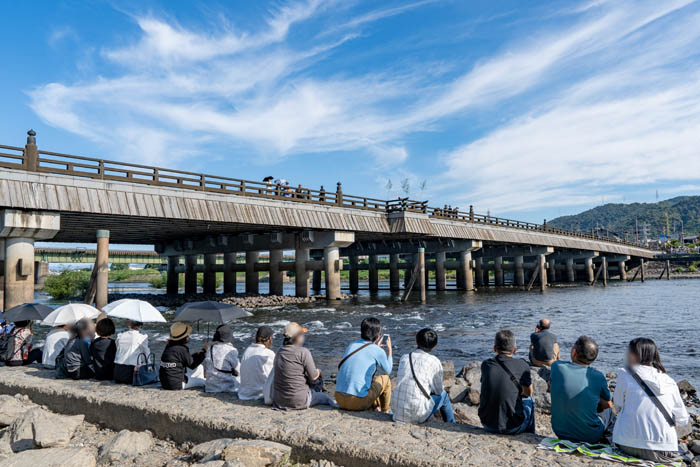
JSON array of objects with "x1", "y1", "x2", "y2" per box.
[{"x1": 0, "y1": 332, "x2": 16, "y2": 361}]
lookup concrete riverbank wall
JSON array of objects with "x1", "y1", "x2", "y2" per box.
[{"x1": 0, "y1": 366, "x2": 577, "y2": 467}]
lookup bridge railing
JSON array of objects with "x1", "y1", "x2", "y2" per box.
[{"x1": 4, "y1": 131, "x2": 644, "y2": 248}]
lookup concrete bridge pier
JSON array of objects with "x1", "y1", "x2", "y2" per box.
[
  {"x1": 538, "y1": 254, "x2": 548, "y2": 292},
  {"x1": 640, "y1": 258, "x2": 646, "y2": 282},
  {"x1": 184, "y1": 255, "x2": 198, "y2": 294},
  {"x1": 34, "y1": 261, "x2": 50, "y2": 289},
  {"x1": 585, "y1": 257, "x2": 594, "y2": 283},
  {"x1": 348, "y1": 256, "x2": 359, "y2": 294},
  {"x1": 619, "y1": 260, "x2": 627, "y2": 281},
  {"x1": 223, "y1": 253, "x2": 237, "y2": 294},
  {"x1": 246, "y1": 251, "x2": 259, "y2": 294},
  {"x1": 167, "y1": 256, "x2": 180, "y2": 295},
  {"x1": 324, "y1": 246, "x2": 341, "y2": 300},
  {"x1": 1, "y1": 210, "x2": 60, "y2": 310},
  {"x1": 514, "y1": 256, "x2": 524, "y2": 286},
  {"x1": 548, "y1": 258, "x2": 556, "y2": 284},
  {"x1": 475, "y1": 257, "x2": 484, "y2": 287},
  {"x1": 202, "y1": 254, "x2": 217, "y2": 295},
  {"x1": 416, "y1": 248, "x2": 426, "y2": 302},
  {"x1": 494, "y1": 257, "x2": 504, "y2": 286},
  {"x1": 295, "y1": 248, "x2": 310, "y2": 297},
  {"x1": 389, "y1": 254, "x2": 400, "y2": 292},
  {"x1": 368, "y1": 255, "x2": 379, "y2": 293},
  {"x1": 435, "y1": 252, "x2": 446, "y2": 291},
  {"x1": 268, "y1": 249, "x2": 284, "y2": 295},
  {"x1": 312, "y1": 270, "x2": 322, "y2": 294},
  {"x1": 457, "y1": 250, "x2": 474, "y2": 291},
  {"x1": 566, "y1": 258, "x2": 575, "y2": 282}
]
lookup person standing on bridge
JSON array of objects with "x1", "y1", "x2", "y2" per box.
[
  {"x1": 335, "y1": 317, "x2": 393, "y2": 413},
  {"x1": 529, "y1": 318, "x2": 560, "y2": 367},
  {"x1": 113, "y1": 320, "x2": 150, "y2": 384}
]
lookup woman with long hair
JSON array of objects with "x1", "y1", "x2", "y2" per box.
[{"x1": 612, "y1": 338, "x2": 689, "y2": 463}]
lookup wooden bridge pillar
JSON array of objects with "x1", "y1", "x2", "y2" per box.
[
  {"x1": 95, "y1": 229, "x2": 110, "y2": 309},
  {"x1": 389, "y1": 254, "x2": 400, "y2": 292},
  {"x1": 294, "y1": 248, "x2": 310, "y2": 297},
  {"x1": 566, "y1": 258, "x2": 575, "y2": 282},
  {"x1": 348, "y1": 256, "x2": 359, "y2": 294},
  {"x1": 547, "y1": 258, "x2": 556, "y2": 284},
  {"x1": 246, "y1": 251, "x2": 259, "y2": 294},
  {"x1": 475, "y1": 257, "x2": 484, "y2": 287},
  {"x1": 203, "y1": 253, "x2": 217, "y2": 295},
  {"x1": 602, "y1": 257, "x2": 608, "y2": 287},
  {"x1": 166, "y1": 256, "x2": 180, "y2": 295},
  {"x1": 368, "y1": 255, "x2": 379, "y2": 292},
  {"x1": 538, "y1": 254, "x2": 548, "y2": 292},
  {"x1": 640, "y1": 258, "x2": 646, "y2": 282},
  {"x1": 324, "y1": 246, "x2": 341, "y2": 300},
  {"x1": 435, "y1": 252, "x2": 446, "y2": 291},
  {"x1": 618, "y1": 260, "x2": 627, "y2": 281},
  {"x1": 403, "y1": 256, "x2": 412, "y2": 288},
  {"x1": 184, "y1": 255, "x2": 197, "y2": 294},
  {"x1": 269, "y1": 249, "x2": 284, "y2": 296},
  {"x1": 223, "y1": 253, "x2": 237, "y2": 294},
  {"x1": 416, "y1": 248, "x2": 426, "y2": 302},
  {"x1": 514, "y1": 256, "x2": 524, "y2": 286},
  {"x1": 494, "y1": 257, "x2": 504, "y2": 286},
  {"x1": 585, "y1": 257, "x2": 594, "y2": 283}
]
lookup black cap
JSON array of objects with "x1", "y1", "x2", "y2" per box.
[
  {"x1": 256, "y1": 326, "x2": 274, "y2": 341},
  {"x1": 213, "y1": 325, "x2": 233, "y2": 343}
]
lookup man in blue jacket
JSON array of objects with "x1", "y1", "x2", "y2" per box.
[{"x1": 335, "y1": 317, "x2": 393, "y2": 412}]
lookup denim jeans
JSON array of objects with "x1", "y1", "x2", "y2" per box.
[
  {"x1": 484, "y1": 397, "x2": 535, "y2": 434},
  {"x1": 425, "y1": 390, "x2": 456, "y2": 423}
]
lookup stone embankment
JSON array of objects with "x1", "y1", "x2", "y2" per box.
[{"x1": 1, "y1": 365, "x2": 698, "y2": 466}]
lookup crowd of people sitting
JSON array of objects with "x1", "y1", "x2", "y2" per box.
[{"x1": 0, "y1": 315, "x2": 691, "y2": 463}]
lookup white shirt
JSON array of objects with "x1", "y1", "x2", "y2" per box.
[
  {"x1": 203, "y1": 342, "x2": 241, "y2": 393},
  {"x1": 41, "y1": 329, "x2": 70, "y2": 369},
  {"x1": 391, "y1": 350, "x2": 444, "y2": 424},
  {"x1": 114, "y1": 330, "x2": 150, "y2": 366},
  {"x1": 613, "y1": 365, "x2": 690, "y2": 451},
  {"x1": 238, "y1": 344, "x2": 276, "y2": 401}
]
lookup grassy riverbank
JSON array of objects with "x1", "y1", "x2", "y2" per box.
[{"x1": 43, "y1": 268, "x2": 163, "y2": 299}]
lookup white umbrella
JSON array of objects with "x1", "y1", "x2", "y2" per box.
[
  {"x1": 41, "y1": 303, "x2": 101, "y2": 326},
  {"x1": 104, "y1": 299, "x2": 165, "y2": 323}
]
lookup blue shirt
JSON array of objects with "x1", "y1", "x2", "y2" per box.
[
  {"x1": 550, "y1": 361, "x2": 611, "y2": 443},
  {"x1": 335, "y1": 339, "x2": 392, "y2": 397}
]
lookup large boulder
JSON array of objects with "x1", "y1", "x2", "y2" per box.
[
  {"x1": 5, "y1": 407, "x2": 83, "y2": 452},
  {"x1": 441, "y1": 361, "x2": 455, "y2": 388},
  {"x1": 98, "y1": 429, "x2": 153, "y2": 463},
  {"x1": 4, "y1": 446, "x2": 96, "y2": 467},
  {"x1": 0, "y1": 396, "x2": 34, "y2": 427},
  {"x1": 460, "y1": 363, "x2": 481, "y2": 389},
  {"x1": 529, "y1": 367, "x2": 551, "y2": 413},
  {"x1": 453, "y1": 403, "x2": 481, "y2": 426},
  {"x1": 190, "y1": 438, "x2": 235, "y2": 463},
  {"x1": 678, "y1": 380, "x2": 697, "y2": 396},
  {"x1": 221, "y1": 440, "x2": 292, "y2": 467},
  {"x1": 447, "y1": 381, "x2": 469, "y2": 403}
]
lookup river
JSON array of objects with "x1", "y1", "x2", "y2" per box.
[{"x1": 33, "y1": 278, "x2": 699, "y2": 387}]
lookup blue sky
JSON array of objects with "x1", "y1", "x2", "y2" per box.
[{"x1": 2, "y1": 0, "x2": 700, "y2": 225}]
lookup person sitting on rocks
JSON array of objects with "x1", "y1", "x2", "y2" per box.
[
  {"x1": 335, "y1": 318, "x2": 393, "y2": 413},
  {"x1": 238, "y1": 326, "x2": 276, "y2": 401},
  {"x1": 529, "y1": 318, "x2": 560, "y2": 367},
  {"x1": 550, "y1": 335, "x2": 614, "y2": 443},
  {"x1": 91, "y1": 318, "x2": 117, "y2": 381},
  {"x1": 204, "y1": 324, "x2": 240, "y2": 393},
  {"x1": 612, "y1": 338, "x2": 689, "y2": 463},
  {"x1": 114, "y1": 320, "x2": 151, "y2": 384},
  {"x1": 4, "y1": 320, "x2": 42, "y2": 366},
  {"x1": 392, "y1": 328, "x2": 454, "y2": 424},
  {"x1": 41, "y1": 323, "x2": 70, "y2": 369},
  {"x1": 272, "y1": 322, "x2": 336, "y2": 410},
  {"x1": 160, "y1": 322, "x2": 209, "y2": 390},
  {"x1": 478, "y1": 330, "x2": 534, "y2": 434},
  {"x1": 63, "y1": 318, "x2": 95, "y2": 380}
]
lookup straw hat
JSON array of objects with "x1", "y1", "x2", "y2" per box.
[{"x1": 170, "y1": 322, "x2": 192, "y2": 340}]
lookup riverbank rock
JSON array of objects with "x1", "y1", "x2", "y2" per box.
[
  {"x1": 3, "y1": 446, "x2": 96, "y2": 467},
  {"x1": 442, "y1": 361, "x2": 455, "y2": 388},
  {"x1": 221, "y1": 440, "x2": 292, "y2": 467},
  {"x1": 530, "y1": 367, "x2": 551, "y2": 413},
  {"x1": 5, "y1": 407, "x2": 83, "y2": 452},
  {"x1": 98, "y1": 429, "x2": 153, "y2": 463},
  {"x1": 679, "y1": 380, "x2": 697, "y2": 397},
  {"x1": 190, "y1": 438, "x2": 235, "y2": 463},
  {"x1": 0, "y1": 395, "x2": 34, "y2": 427},
  {"x1": 459, "y1": 362, "x2": 481, "y2": 388}
]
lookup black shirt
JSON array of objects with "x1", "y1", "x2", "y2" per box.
[
  {"x1": 91, "y1": 337, "x2": 116, "y2": 380},
  {"x1": 530, "y1": 330, "x2": 557, "y2": 362},
  {"x1": 478, "y1": 354, "x2": 532, "y2": 432},
  {"x1": 64, "y1": 337, "x2": 93, "y2": 373},
  {"x1": 159, "y1": 341, "x2": 206, "y2": 390}
]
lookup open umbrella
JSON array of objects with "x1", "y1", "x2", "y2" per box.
[
  {"x1": 1, "y1": 303, "x2": 54, "y2": 322},
  {"x1": 174, "y1": 301, "x2": 252, "y2": 323},
  {"x1": 42, "y1": 303, "x2": 100, "y2": 326},
  {"x1": 104, "y1": 299, "x2": 165, "y2": 323}
]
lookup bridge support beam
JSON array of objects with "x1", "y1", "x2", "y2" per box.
[
  {"x1": 246, "y1": 251, "x2": 259, "y2": 294},
  {"x1": 494, "y1": 257, "x2": 504, "y2": 286},
  {"x1": 223, "y1": 253, "x2": 237, "y2": 294},
  {"x1": 475, "y1": 257, "x2": 484, "y2": 287},
  {"x1": 185, "y1": 255, "x2": 198, "y2": 295},
  {"x1": 547, "y1": 258, "x2": 556, "y2": 284},
  {"x1": 312, "y1": 270, "x2": 322, "y2": 294},
  {"x1": 348, "y1": 256, "x2": 359, "y2": 294},
  {"x1": 538, "y1": 254, "x2": 548, "y2": 292},
  {"x1": 324, "y1": 246, "x2": 341, "y2": 300},
  {"x1": 435, "y1": 252, "x2": 446, "y2": 291},
  {"x1": 457, "y1": 250, "x2": 473, "y2": 291},
  {"x1": 269, "y1": 249, "x2": 284, "y2": 296},
  {"x1": 566, "y1": 258, "x2": 575, "y2": 282},
  {"x1": 295, "y1": 248, "x2": 310, "y2": 297},
  {"x1": 640, "y1": 258, "x2": 646, "y2": 282},
  {"x1": 514, "y1": 256, "x2": 524, "y2": 287},
  {"x1": 95, "y1": 230, "x2": 110, "y2": 310},
  {"x1": 203, "y1": 254, "x2": 217, "y2": 295},
  {"x1": 167, "y1": 256, "x2": 179, "y2": 296},
  {"x1": 618, "y1": 260, "x2": 627, "y2": 281},
  {"x1": 584, "y1": 257, "x2": 595, "y2": 283},
  {"x1": 389, "y1": 254, "x2": 400, "y2": 292},
  {"x1": 368, "y1": 255, "x2": 379, "y2": 292},
  {"x1": 416, "y1": 248, "x2": 426, "y2": 302}
]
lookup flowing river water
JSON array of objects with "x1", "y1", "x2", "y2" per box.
[{"x1": 33, "y1": 278, "x2": 699, "y2": 387}]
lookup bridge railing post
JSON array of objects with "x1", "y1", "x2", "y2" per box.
[
  {"x1": 336, "y1": 182, "x2": 343, "y2": 206},
  {"x1": 24, "y1": 130, "x2": 38, "y2": 172}
]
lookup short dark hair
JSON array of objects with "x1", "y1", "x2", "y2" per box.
[
  {"x1": 628, "y1": 337, "x2": 666, "y2": 373},
  {"x1": 574, "y1": 336, "x2": 599, "y2": 364},
  {"x1": 360, "y1": 317, "x2": 382, "y2": 342},
  {"x1": 538, "y1": 319, "x2": 550, "y2": 330},
  {"x1": 494, "y1": 330, "x2": 516, "y2": 353},
  {"x1": 95, "y1": 318, "x2": 115, "y2": 337},
  {"x1": 14, "y1": 320, "x2": 30, "y2": 328},
  {"x1": 416, "y1": 328, "x2": 438, "y2": 350}
]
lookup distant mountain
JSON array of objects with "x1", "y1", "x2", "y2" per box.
[{"x1": 548, "y1": 196, "x2": 700, "y2": 240}]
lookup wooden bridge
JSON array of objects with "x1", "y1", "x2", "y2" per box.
[{"x1": 0, "y1": 130, "x2": 657, "y2": 311}]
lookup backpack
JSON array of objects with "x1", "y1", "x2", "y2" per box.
[{"x1": 0, "y1": 332, "x2": 16, "y2": 361}]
